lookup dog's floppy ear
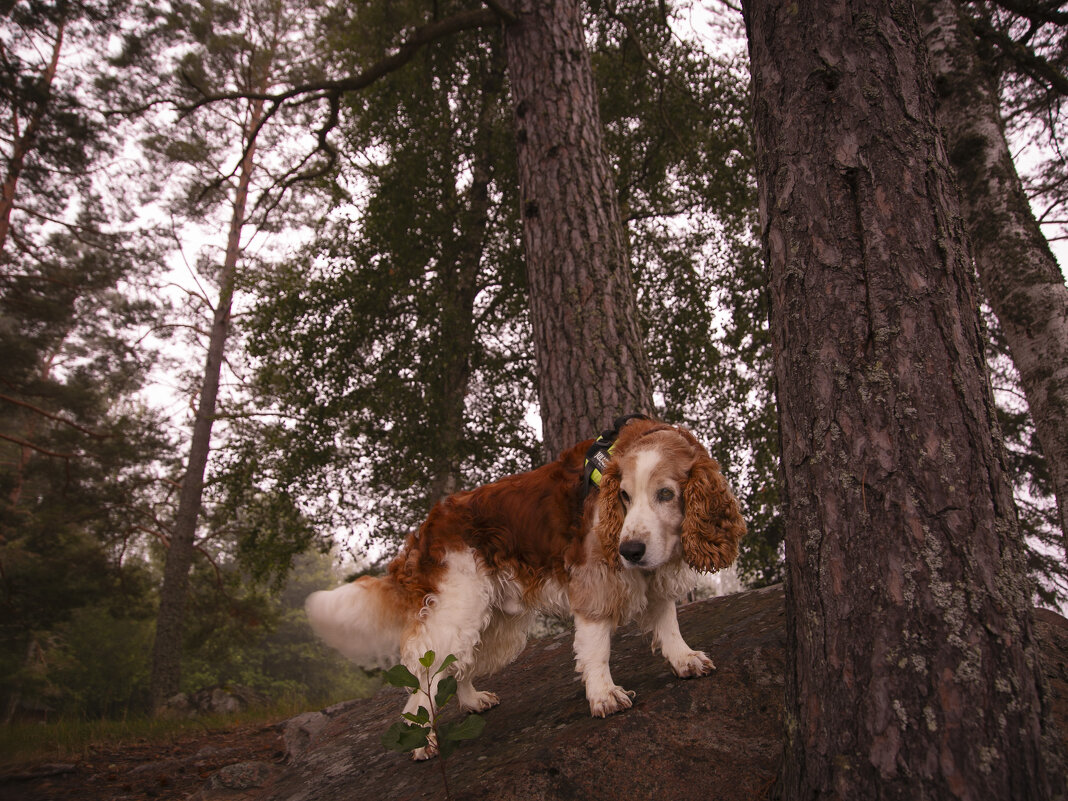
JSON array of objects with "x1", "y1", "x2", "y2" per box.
[
  {"x1": 681, "y1": 444, "x2": 746, "y2": 572},
  {"x1": 596, "y1": 462, "x2": 625, "y2": 566}
]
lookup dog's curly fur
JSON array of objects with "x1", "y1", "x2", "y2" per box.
[{"x1": 306, "y1": 417, "x2": 745, "y2": 758}]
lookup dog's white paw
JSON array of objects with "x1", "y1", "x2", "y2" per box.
[
  {"x1": 588, "y1": 685, "x2": 634, "y2": 718},
  {"x1": 459, "y1": 689, "x2": 500, "y2": 713},
  {"x1": 670, "y1": 650, "x2": 716, "y2": 678},
  {"x1": 411, "y1": 729, "x2": 438, "y2": 761}
]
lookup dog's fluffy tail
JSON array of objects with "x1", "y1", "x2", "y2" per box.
[{"x1": 305, "y1": 575, "x2": 407, "y2": 670}]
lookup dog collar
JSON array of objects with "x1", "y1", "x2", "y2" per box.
[{"x1": 581, "y1": 413, "x2": 650, "y2": 497}]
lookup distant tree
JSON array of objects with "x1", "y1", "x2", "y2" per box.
[
  {"x1": 111, "y1": 0, "x2": 333, "y2": 711},
  {"x1": 919, "y1": 0, "x2": 1068, "y2": 549},
  {"x1": 180, "y1": 549, "x2": 378, "y2": 701},
  {"x1": 742, "y1": 0, "x2": 1062, "y2": 796},
  {"x1": 0, "y1": 0, "x2": 171, "y2": 721},
  {"x1": 964, "y1": 0, "x2": 1068, "y2": 246},
  {"x1": 0, "y1": 0, "x2": 122, "y2": 257},
  {"x1": 986, "y1": 311, "x2": 1067, "y2": 605},
  {"x1": 148, "y1": 93, "x2": 257, "y2": 710}
]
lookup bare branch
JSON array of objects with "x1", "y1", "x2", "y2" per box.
[
  {"x1": 482, "y1": 0, "x2": 518, "y2": 25},
  {"x1": 0, "y1": 431, "x2": 76, "y2": 460},
  {"x1": 179, "y1": 7, "x2": 499, "y2": 214},
  {"x1": 989, "y1": 0, "x2": 1068, "y2": 27},
  {"x1": 0, "y1": 393, "x2": 112, "y2": 439},
  {"x1": 970, "y1": 14, "x2": 1068, "y2": 97},
  {"x1": 178, "y1": 9, "x2": 499, "y2": 114}
]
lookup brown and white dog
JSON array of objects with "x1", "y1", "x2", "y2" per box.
[{"x1": 306, "y1": 417, "x2": 746, "y2": 758}]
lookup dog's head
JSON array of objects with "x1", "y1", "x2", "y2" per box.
[{"x1": 596, "y1": 421, "x2": 746, "y2": 572}]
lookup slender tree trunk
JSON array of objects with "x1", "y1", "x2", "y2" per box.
[
  {"x1": 741, "y1": 1, "x2": 1062, "y2": 798},
  {"x1": 425, "y1": 59, "x2": 501, "y2": 506},
  {"x1": 919, "y1": 0, "x2": 1068, "y2": 548},
  {"x1": 0, "y1": 17, "x2": 65, "y2": 255},
  {"x1": 502, "y1": 0, "x2": 653, "y2": 460},
  {"x1": 7, "y1": 350, "x2": 59, "y2": 507},
  {"x1": 149, "y1": 98, "x2": 264, "y2": 711}
]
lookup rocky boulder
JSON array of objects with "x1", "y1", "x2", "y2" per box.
[
  {"x1": 191, "y1": 584, "x2": 1068, "y2": 801},
  {"x1": 215, "y1": 585, "x2": 786, "y2": 800},
  {"x1": 163, "y1": 685, "x2": 270, "y2": 718}
]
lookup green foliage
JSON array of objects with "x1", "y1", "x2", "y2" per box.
[
  {"x1": 114, "y1": 0, "x2": 334, "y2": 222},
  {"x1": 381, "y1": 651, "x2": 486, "y2": 761},
  {"x1": 0, "y1": 223, "x2": 174, "y2": 721},
  {"x1": 1, "y1": 548, "x2": 376, "y2": 719},
  {"x1": 45, "y1": 605, "x2": 155, "y2": 718},
  {"x1": 985, "y1": 311, "x2": 1067, "y2": 606},
  {"x1": 235, "y1": 1, "x2": 537, "y2": 552},
  {"x1": 0, "y1": 0, "x2": 129, "y2": 252},
  {"x1": 231, "y1": 0, "x2": 784, "y2": 585},
  {"x1": 177, "y1": 551, "x2": 380, "y2": 703}
]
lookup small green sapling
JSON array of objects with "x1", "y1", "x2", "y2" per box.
[{"x1": 381, "y1": 651, "x2": 486, "y2": 760}]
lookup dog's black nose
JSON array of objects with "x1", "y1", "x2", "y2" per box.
[{"x1": 619, "y1": 541, "x2": 646, "y2": 564}]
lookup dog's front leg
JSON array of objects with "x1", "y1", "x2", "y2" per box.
[
  {"x1": 645, "y1": 596, "x2": 715, "y2": 678},
  {"x1": 573, "y1": 614, "x2": 632, "y2": 717}
]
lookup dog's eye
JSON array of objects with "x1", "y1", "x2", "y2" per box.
[
  {"x1": 656, "y1": 488, "x2": 675, "y2": 503},
  {"x1": 619, "y1": 490, "x2": 630, "y2": 507}
]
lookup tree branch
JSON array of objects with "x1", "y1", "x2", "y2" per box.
[
  {"x1": 0, "y1": 431, "x2": 76, "y2": 460},
  {"x1": 0, "y1": 393, "x2": 111, "y2": 439},
  {"x1": 181, "y1": 7, "x2": 499, "y2": 212},
  {"x1": 990, "y1": 0, "x2": 1068, "y2": 27},
  {"x1": 178, "y1": 8, "x2": 499, "y2": 115},
  {"x1": 482, "y1": 0, "x2": 518, "y2": 25},
  {"x1": 970, "y1": 14, "x2": 1068, "y2": 97}
]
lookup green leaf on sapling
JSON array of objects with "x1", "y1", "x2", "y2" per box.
[
  {"x1": 381, "y1": 721, "x2": 430, "y2": 752},
  {"x1": 434, "y1": 674, "x2": 458, "y2": 709},
  {"x1": 401, "y1": 706, "x2": 430, "y2": 725},
  {"x1": 382, "y1": 664, "x2": 420, "y2": 690},
  {"x1": 435, "y1": 653, "x2": 458, "y2": 676}
]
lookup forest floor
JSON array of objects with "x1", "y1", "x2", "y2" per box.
[{"x1": 0, "y1": 717, "x2": 286, "y2": 801}]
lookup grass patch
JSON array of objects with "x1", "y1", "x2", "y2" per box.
[{"x1": 0, "y1": 685, "x2": 381, "y2": 769}]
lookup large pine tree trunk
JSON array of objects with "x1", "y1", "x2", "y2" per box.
[
  {"x1": 149, "y1": 98, "x2": 263, "y2": 711},
  {"x1": 741, "y1": 1, "x2": 1062, "y2": 797},
  {"x1": 919, "y1": 0, "x2": 1068, "y2": 548},
  {"x1": 502, "y1": 0, "x2": 653, "y2": 460}
]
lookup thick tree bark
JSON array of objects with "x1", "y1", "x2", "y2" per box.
[
  {"x1": 919, "y1": 0, "x2": 1068, "y2": 549},
  {"x1": 149, "y1": 98, "x2": 263, "y2": 711},
  {"x1": 502, "y1": 0, "x2": 653, "y2": 460},
  {"x1": 741, "y1": 1, "x2": 1062, "y2": 798}
]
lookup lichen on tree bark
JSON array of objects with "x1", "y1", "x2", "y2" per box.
[{"x1": 741, "y1": 0, "x2": 1063, "y2": 797}]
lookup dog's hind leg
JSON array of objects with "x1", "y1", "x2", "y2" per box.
[
  {"x1": 400, "y1": 548, "x2": 494, "y2": 759},
  {"x1": 456, "y1": 609, "x2": 532, "y2": 712}
]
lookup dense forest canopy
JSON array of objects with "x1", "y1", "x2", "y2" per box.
[{"x1": 0, "y1": 0, "x2": 1064, "y2": 731}]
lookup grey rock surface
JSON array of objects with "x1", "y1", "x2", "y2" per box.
[
  {"x1": 253, "y1": 585, "x2": 787, "y2": 801},
  {"x1": 190, "y1": 585, "x2": 1068, "y2": 801}
]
